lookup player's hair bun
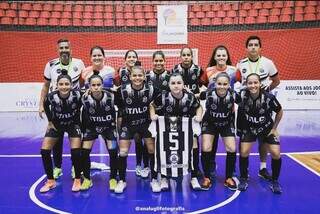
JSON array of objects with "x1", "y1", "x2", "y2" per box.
[
  {"x1": 93, "y1": 70, "x2": 100, "y2": 75},
  {"x1": 60, "y1": 69, "x2": 68, "y2": 75},
  {"x1": 134, "y1": 61, "x2": 142, "y2": 67}
]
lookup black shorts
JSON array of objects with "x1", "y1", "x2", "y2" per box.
[
  {"x1": 82, "y1": 126, "x2": 117, "y2": 141},
  {"x1": 45, "y1": 124, "x2": 81, "y2": 138},
  {"x1": 240, "y1": 128, "x2": 280, "y2": 145},
  {"x1": 201, "y1": 120, "x2": 235, "y2": 137},
  {"x1": 119, "y1": 123, "x2": 152, "y2": 140}
]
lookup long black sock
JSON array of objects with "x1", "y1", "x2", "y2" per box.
[
  {"x1": 226, "y1": 152, "x2": 236, "y2": 179},
  {"x1": 52, "y1": 135, "x2": 63, "y2": 168},
  {"x1": 118, "y1": 155, "x2": 128, "y2": 181},
  {"x1": 191, "y1": 148, "x2": 200, "y2": 178},
  {"x1": 135, "y1": 139, "x2": 143, "y2": 166},
  {"x1": 71, "y1": 148, "x2": 82, "y2": 179},
  {"x1": 239, "y1": 156, "x2": 249, "y2": 179},
  {"x1": 142, "y1": 143, "x2": 149, "y2": 168},
  {"x1": 82, "y1": 148, "x2": 91, "y2": 180},
  {"x1": 201, "y1": 151, "x2": 212, "y2": 178},
  {"x1": 210, "y1": 136, "x2": 219, "y2": 173},
  {"x1": 108, "y1": 148, "x2": 118, "y2": 179},
  {"x1": 41, "y1": 149, "x2": 53, "y2": 179},
  {"x1": 149, "y1": 153, "x2": 157, "y2": 180},
  {"x1": 272, "y1": 158, "x2": 282, "y2": 181}
]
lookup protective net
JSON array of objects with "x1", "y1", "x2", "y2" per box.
[{"x1": 0, "y1": 0, "x2": 320, "y2": 82}]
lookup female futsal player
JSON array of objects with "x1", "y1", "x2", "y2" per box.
[
  {"x1": 115, "y1": 61, "x2": 160, "y2": 193},
  {"x1": 199, "y1": 72, "x2": 237, "y2": 191},
  {"x1": 80, "y1": 71, "x2": 119, "y2": 191},
  {"x1": 150, "y1": 72, "x2": 203, "y2": 190},
  {"x1": 237, "y1": 73, "x2": 283, "y2": 194},
  {"x1": 40, "y1": 70, "x2": 82, "y2": 193},
  {"x1": 81, "y1": 46, "x2": 116, "y2": 90},
  {"x1": 115, "y1": 50, "x2": 150, "y2": 179}
]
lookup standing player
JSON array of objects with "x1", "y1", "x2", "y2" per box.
[
  {"x1": 38, "y1": 38, "x2": 85, "y2": 179},
  {"x1": 236, "y1": 35, "x2": 280, "y2": 180},
  {"x1": 172, "y1": 47, "x2": 206, "y2": 185},
  {"x1": 81, "y1": 46, "x2": 116, "y2": 90},
  {"x1": 204, "y1": 45, "x2": 237, "y2": 179},
  {"x1": 114, "y1": 61, "x2": 160, "y2": 193},
  {"x1": 145, "y1": 50, "x2": 170, "y2": 91},
  {"x1": 40, "y1": 70, "x2": 82, "y2": 193},
  {"x1": 150, "y1": 73, "x2": 203, "y2": 190},
  {"x1": 114, "y1": 50, "x2": 150, "y2": 179},
  {"x1": 80, "y1": 72, "x2": 119, "y2": 191},
  {"x1": 199, "y1": 72, "x2": 237, "y2": 191},
  {"x1": 237, "y1": 73, "x2": 283, "y2": 194}
]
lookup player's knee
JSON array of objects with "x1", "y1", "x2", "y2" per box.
[
  {"x1": 270, "y1": 150, "x2": 281, "y2": 159},
  {"x1": 119, "y1": 150, "x2": 128, "y2": 157},
  {"x1": 225, "y1": 144, "x2": 236, "y2": 153}
]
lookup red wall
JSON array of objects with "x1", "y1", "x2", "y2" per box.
[{"x1": 0, "y1": 28, "x2": 320, "y2": 82}]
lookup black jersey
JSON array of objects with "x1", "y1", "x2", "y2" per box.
[
  {"x1": 145, "y1": 69, "x2": 170, "y2": 91},
  {"x1": 44, "y1": 90, "x2": 81, "y2": 128},
  {"x1": 153, "y1": 90, "x2": 200, "y2": 117},
  {"x1": 172, "y1": 63, "x2": 204, "y2": 94},
  {"x1": 155, "y1": 116, "x2": 193, "y2": 178},
  {"x1": 118, "y1": 66, "x2": 131, "y2": 85},
  {"x1": 81, "y1": 91, "x2": 118, "y2": 131},
  {"x1": 116, "y1": 83, "x2": 159, "y2": 126},
  {"x1": 236, "y1": 89, "x2": 282, "y2": 135},
  {"x1": 201, "y1": 88, "x2": 236, "y2": 127}
]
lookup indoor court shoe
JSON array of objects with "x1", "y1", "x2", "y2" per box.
[
  {"x1": 258, "y1": 168, "x2": 272, "y2": 180},
  {"x1": 190, "y1": 177, "x2": 202, "y2": 190},
  {"x1": 53, "y1": 167, "x2": 63, "y2": 179},
  {"x1": 109, "y1": 178, "x2": 117, "y2": 191},
  {"x1": 135, "y1": 165, "x2": 142, "y2": 176},
  {"x1": 80, "y1": 178, "x2": 93, "y2": 191},
  {"x1": 201, "y1": 177, "x2": 212, "y2": 190},
  {"x1": 270, "y1": 180, "x2": 282, "y2": 194},
  {"x1": 150, "y1": 179, "x2": 161, "y2": 193},
  {"x1": 72, "y1": 179, "x2": 81, "y2": 192},
  {"x1": 114, "y1": 180, "x2": 127, "y2": 194},
  {"x1": 140, "y1": 167, "x2": 150, "y2": 178},
  {"x1": 40, "y1": 179, "x2": 56, "y2": 193},
  {"x1": 224, "y1": 178, "x2": 237, "y2": 191},
  {"x1": 238, "y1": 178, "x2": 248, "y2": 191},
  {"x1": 160, "y1": 177, "x2": 169, "y2": 191}
]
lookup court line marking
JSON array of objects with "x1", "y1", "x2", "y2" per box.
[
  {"x1": 29, "y1": 174, "x2": 71, "y2": 214},
  {"x1": 186, "y1": 190, "x2": 241, "y2": 214},
  {"x1": 286, "y1": 153, "x2": 320, "y2": 177},
  {"x1": 23, "y1": 151, "x2": 320, "y2": 214},
  {"x1": 1, "y1": 151, "x2": 319, "y2": 158}
]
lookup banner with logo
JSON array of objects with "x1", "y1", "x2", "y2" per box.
[
  {"x1": 0, "y1": 83, "x2": 42, "y2": 111},
  {"x1": 157, "y1": 5, "x2": 188, "y2": 44}
]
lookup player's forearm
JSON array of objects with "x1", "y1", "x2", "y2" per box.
[
  {"x1": 149, "y1": 103, "x2": 156, "y2": 118},
  {"x1": 39, "y1": 84, "x2": 49, "y2": 107},
  {"x1": 269, "y1": 76, "x2": 280, "y2": 91},
  {"x1": 272, "y1": 109, "x2": 283, "y2": 130}
]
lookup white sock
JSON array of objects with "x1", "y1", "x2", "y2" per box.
[{"x1": 260, "y1": 162, "x2": 267, "y2": 170}]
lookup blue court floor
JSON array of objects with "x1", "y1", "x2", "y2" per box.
[{"x1": 0, "y1": 111, "x2": 319, "y2": 214}]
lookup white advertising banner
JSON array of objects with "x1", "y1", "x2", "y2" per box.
[
  {"x1": 157, "y1": 5, "x2": 188, "y2": 44},
  {"x1": 273, "y1": 80, "x2": 320, "y2": 110},
  {"x1": 0, "y1": 83, "x2": 42, "y2": 111},
  {"x1": 0, "y1": 80, "x2": 319, "y2": 111}
]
